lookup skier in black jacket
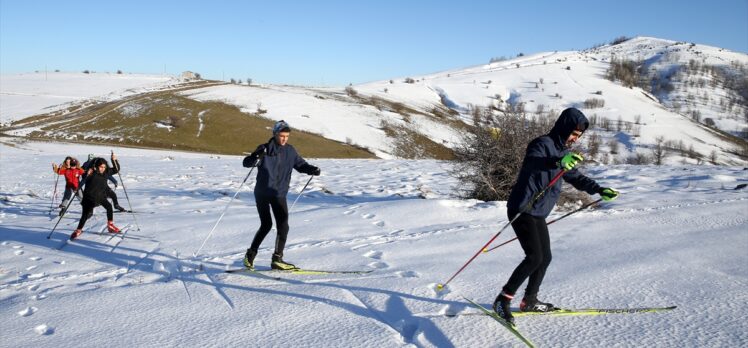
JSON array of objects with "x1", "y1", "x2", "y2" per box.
[
  {"x1": 70, "y1": 155, "x2": 122, "y2": 240},
  {"x1": 241, "y1": 120, "x2": 320, "y2": 270},
  {"x1": 493, "y1": 108, "x2": 620, "y2": 324}
]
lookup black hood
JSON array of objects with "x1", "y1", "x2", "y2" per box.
[{"x1": 549, "y1": 108, "x2": 589, "y2": 148}]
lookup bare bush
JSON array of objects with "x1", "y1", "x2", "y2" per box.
[
  {"x1": 345, "y1": 86, "x2": 358, "y2": 97},
  {"x1": 451, "y1": 105, "x2": 549, "y2": 201},
  {"x1": 404, "y1": 77, "x2": 415, "y2": 84},
  {"x1": 652, "y1": 136, "x2": 668, "y2": 165},
  {"x1": 583, "y1": 98, "x2": 605, "y2": 109}
]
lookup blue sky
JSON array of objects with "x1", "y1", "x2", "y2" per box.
[{"x1": 1, "y1": 0, "x2": 746, "y2": 86}]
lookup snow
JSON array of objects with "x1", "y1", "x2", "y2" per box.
[
  {"x1": 1, "y1": 139, "x2": 747, "y2": 347},
  {"x1": 0, "y1": 72, "x2": 179, "y2": 125}
]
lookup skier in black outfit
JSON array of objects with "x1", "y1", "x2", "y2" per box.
[
  {"x1": 241, "y1": 120, "x2": 321, "y2": 270},
  {"x1": 493, "y1": 108, "x2": 620, "y2": 324},
  {"x1": 70, "y1": 155, "x2": 122, "y2": 240},
  {"x1": 82, "y1": 154, "x2": 126, "y2": 212}
]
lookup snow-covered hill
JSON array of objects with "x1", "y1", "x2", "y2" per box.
[
  {"x1": 1, "y1": 37, "x2": 746, "y2": 164},
  {"x1": 1, "y1": 140, "x2": 746, "y2": 347},
  {"x1": 0, "y1": 72, "x2": 180, "y2": 125}
]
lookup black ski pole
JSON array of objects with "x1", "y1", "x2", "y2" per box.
[
  {"x1": 112, "y1": 151, "x2": 141, "y2": 233},
  {"x1": 46, "y1": 187, "x2": 81, "y2": 239},
  {"x1": 289, "y1": 176, "x2": 314, "y2": 213},
  {"x1": 193, "y1": 159, "x2": 261, "y2": 258},
  {"x1": 48, "y1": 162, "x2": 63, "y2": 213},
  {"x1": 482, "y1": 198, "x2": 603, "y2": 253}
]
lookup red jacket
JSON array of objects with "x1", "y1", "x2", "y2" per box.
[{"x1": 57, "y1": 167, "x2": 85, "y2": 190}]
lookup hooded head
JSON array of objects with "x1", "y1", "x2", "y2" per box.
[
  {"x1": 88, "y1": 153, "x2": 95, "y2": 161},
  {"x1": 549, "y1": 108, "x2": 589, "y2": 148}
]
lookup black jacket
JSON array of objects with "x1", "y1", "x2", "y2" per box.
[
  {"x1": 82, "y1": 160, "x2": 119, "y2": 205},
  {"x1": 243, "y1": 138, "x2": 317, "y2": 197},
  {"x1": 506, "y1": 108, "x2": 601, "y2": 218}
]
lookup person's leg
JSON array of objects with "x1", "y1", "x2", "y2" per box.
[
  {"x1": 269, "y1": 196, "x2": 290, "y2": 261},
  {"x1": 494, "y1": 213, "x2": 543, "y2": 323},
  {"x1": 72, "y1": 201, "x2": 95, "y2": 239},
  {"x1": 249, "y1": 195, "x2": 273, "y2": 252},
  {"x1": 61, "y1": 186, "x2": 72, "y2": 207},
  {"x1": 107, "y1": 188, "x2": 124, "y2": 211},
  {"x1": 523, "y1": 217, "x2": 552, "y2": 301},
  {"x1": 502, "y1": 214, "x2": 544, "y2": 295}
]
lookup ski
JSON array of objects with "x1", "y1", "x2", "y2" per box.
[
  {"x1": 104, "y1": 224, "x2": 132, "y2": 244},
  {"x1": 447, "y1": 305, "x2": 677, "y2": 318},
  {"x1": 464, "y1": 297, "x2": 536, "y2": 348},
  {"x1": 225, "y1": 268, "x2": 374, "y2": 275},
  {"x1": 514, "y1": 305, "x2": 677, "y2": 317}
]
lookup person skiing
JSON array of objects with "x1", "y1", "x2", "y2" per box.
[
  {"x1": 70, "y1": 154, "x2": 122, "y2": 240},
  {"x1": 492, "y1": 107, "x2": 620, "y2": 325},
  {"x1": 52, "y1": 156, "x2": 84, "y2": 214},
  {"x1": 241, "y1": 120, "x2": 321, "y2": 270},
  {"x1": 82, "y1": 154, "x2": 126, "y2": 212}
]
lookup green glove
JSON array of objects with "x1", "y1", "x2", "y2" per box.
[
  {"x1": 559, "y1": 152, "x2": 584, "y2": 171},
  {"x1": 599, "y1": 187, "x2": 619, "y2": 201}
]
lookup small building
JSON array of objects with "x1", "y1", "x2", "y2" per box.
[{"x1": 181, "y1": 71, "x2": 199, "y2": 80}]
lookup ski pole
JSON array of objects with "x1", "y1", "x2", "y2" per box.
[
  {"x1": 112, "y1": 151, "x2": 141, "y2": 233},
  {"x1": 482, "y1": 198, "x2": 602, "y2": 253},
  {"x1": 289, "y1": 176, "x2": 313, "y2": 213},
  {"x1": 193, "y1": 163, "x2": 259, "y2": 258},
  {"x1": 49, "y1": 163, "x2": 62, "y2": 213},
  {"x1": 436, "y1": 169, "x2": 566, "y2": 291},
  {"x1": 46, "y1": 187, "x2": 82, "y2": 239}
]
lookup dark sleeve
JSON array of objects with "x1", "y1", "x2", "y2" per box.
[
  {"x1": 563, "y1": 169, "x2": 601, "y2": 195},
  {"x1": 243, "y1": 144, "x2": 266, "y2": 167},
  {"x1": 109, "y1": 160, "x2": 120, "y2": 175},
  {"x1": 522, "y1": 139, "x2": 558, "y2": 171},
  {"x1": 292, "y1": 149, "x2": 316, "y2": 175}
]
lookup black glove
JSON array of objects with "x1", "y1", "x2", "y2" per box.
[
  {"x1": 311, "y1": 166, "x2": 321, "y2": 176},
  {"x1": 242, "y1": 145, "x2": 267, "y2": 168}
]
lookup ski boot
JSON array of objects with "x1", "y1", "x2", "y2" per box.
[
  {"x1": 243, "y1": 249, "x2": 257, "y2": 270},
  {"x1": 107, "y1": 221, "x2": 121, "y2": 234},
  {"x1": 115, "y1": 204, "x2": 127, "y2": 212},
  {"x1": 520, "y1": 295, "x2": 557, "y2": 312},
  {"x1": 70, "y1": 229, "x2": 83, "y2": 240},
  {"x1": 271, "y1": 254, "x2": 299, "y2": 270},
  {"x1": 492, "y1": 291, "x2": 515, "y2": 325}
]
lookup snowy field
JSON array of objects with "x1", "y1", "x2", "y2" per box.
[{"x1": 0, "y1": 140, "x2": 747, "y2": 347}]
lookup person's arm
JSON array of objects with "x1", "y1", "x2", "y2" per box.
[
  {"x1": 522, "y1": 139, "x2": 557, "y2": 172},
  {"x1": 562, "y1": 169, "x2": 601, "y2": 195},
  {"x1": 243, "y1": 144, "x2": 267, "y2": 168},
  {"x1": 292, "y1": 151, "x2": 319, "y2": 175}
]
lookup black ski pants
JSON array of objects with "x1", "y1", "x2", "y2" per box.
[
  {"x1": 76, "y1": 199, "x2": 113, "y2": 230},
  {"x1": 502, "y1": 213, "x2": 552, "y2": 299},
  {"x1": 249, "y1": 194, "x2": 289, "y2": 259}
]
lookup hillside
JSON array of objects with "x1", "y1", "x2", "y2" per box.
[{"x1": 1, "y1": 37, "x2": 746, "y2": 163}]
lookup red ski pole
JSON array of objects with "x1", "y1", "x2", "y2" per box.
[
  {"x1": 482, "y1": 198, "x2": 602, "y2": 253},
  {"x1": 436, "y1": 170, "x2": 566, "y2": 291}
]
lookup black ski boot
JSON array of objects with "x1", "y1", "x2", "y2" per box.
[
  {"x1": 520, "y1": 295, "x2": 557, "y2": 312},
  {"x1": 243, "y1": 249, "x2": 257, "y2": 270},
  {"x1": 115, "y1": 204, "x2": 127, "y2": 212},
  {"x1": 493, "y1": 291, "x2": 515, "y2": 325},
  {"x1": 271, "y1": 253, "x2": 298, "y2": 270}
]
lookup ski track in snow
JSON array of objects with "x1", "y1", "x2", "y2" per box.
[{"x1": 0, "y1": 141, "x2": 746, "y2": 346}]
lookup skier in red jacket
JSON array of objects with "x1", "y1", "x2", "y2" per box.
[{"x1": 52, "y1": 157, "x2": 84, "y2": 215}]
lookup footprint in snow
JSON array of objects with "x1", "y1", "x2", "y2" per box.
[
  {"x1": 14, "y1": 250, "x2": 25, "y2": 256},
  {"x1": 372, "y1": 221, "x2": 385, "y2": 227},
  {"x1": 1, "y1": 241, "x2": 9, "y2": 246},
  {"x1": 396, "y1": 271, "x2": 420, "y2": 278},
  {"x1": 29, "y1": 257, "x2": 42, "y2": 261},
  {"x1": 18, "y1": 307, "x2": 38, "y2": 317},
  {"x1": 28, "y1": 284, "x2": 40, "y2": 291},
  {"x1": 363, "y1": 250, "x2": 383, "y2": 259},
  {"x1": 34, "y1": 324, "x2": 54, "y2": 335},
  {"x1": 343, "y1": 210, "x2": 356, "y2": 215},
  {"x1": 26, "y1": 265, "x2": 38, "y2": 271},
  {"x1": 361, "y1": 213, "x2": 375, "y2": 219},
  {"x1": 368, "y1": 261, "x2": 389, "y2": 269}
]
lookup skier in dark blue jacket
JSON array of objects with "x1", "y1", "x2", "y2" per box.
[
  {"x1": 241, "y1": 120, "x2": 320, "y2": 270},
  {"x1": 493, "y1": 108, "x2": 619, "y2": 324}
]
